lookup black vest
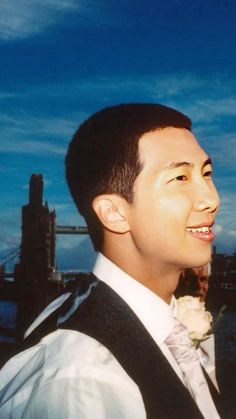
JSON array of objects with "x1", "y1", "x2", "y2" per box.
[{"x1": 24, "y1": 273, "x2": 225, "y2": 419}]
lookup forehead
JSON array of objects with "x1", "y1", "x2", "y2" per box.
[{"x1": 138, "y1": 127, "x2": 208, "y2": 169}]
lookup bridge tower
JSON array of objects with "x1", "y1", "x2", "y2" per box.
[{"x1": 15, "y1": 174, "x2": 57, "y2": 339}]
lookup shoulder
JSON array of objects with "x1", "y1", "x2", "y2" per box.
[
  {"x1": 0, "y1": 330, "x2": 145, "y2": 418},
  {"x1": 1, "y1": 329, "x2": 136, "y2": 386},
  {"x1": 40, "y1": 328, "x2": 134, "y2": 382}
]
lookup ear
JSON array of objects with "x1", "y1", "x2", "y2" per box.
[{"x1": 92, "y1": 194, "x2": 130, "y2": 234}]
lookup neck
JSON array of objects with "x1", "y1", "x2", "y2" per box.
[
  {"x1": 143, "y1": 271, "x2": 180, "y2": 304},
  {"x1": 102, "y1": 239, "x2": 181, "y2": 304}
]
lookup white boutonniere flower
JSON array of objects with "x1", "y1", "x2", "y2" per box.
[{"x1": 176, "y1": 296, "x2": 212, "y2": 347}]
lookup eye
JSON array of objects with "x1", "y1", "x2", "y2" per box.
[
  {"x1": 174, "y1": 175, "x2": 187, "y2": 181},
  {"x1": 203, "y1": 170, "x2": 212, "y2": 178}
]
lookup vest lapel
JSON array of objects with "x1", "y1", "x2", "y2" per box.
[{"x1": 202, "y1": 366, "x2": 225, "y2": 418}]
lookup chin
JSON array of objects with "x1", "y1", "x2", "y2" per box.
[
  {"x1": 191, "y1": 245, "x2": 212, "y2": 266},
  {"x1": 185, "y1": 253, "x2": 211, "y2": 269}
]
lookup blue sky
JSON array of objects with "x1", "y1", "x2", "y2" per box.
[{"x1": 1, "y1": 0, "x2": 236, "y2": 270}]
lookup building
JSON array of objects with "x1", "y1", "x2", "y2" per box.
[{"x1": 15, "y1": 174, "x2": 60, "y2": 339}]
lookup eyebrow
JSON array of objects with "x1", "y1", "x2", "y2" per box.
[
  {"x1": 163, "y1": 157, "x2": 212, "y2": 171},
  {"x1": 203, "y1": 158, "x2": 212, "y2": 167}
]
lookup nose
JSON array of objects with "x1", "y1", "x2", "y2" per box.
[{"x1": 194, "y1": 183, "x2": 220, "y2": 214}]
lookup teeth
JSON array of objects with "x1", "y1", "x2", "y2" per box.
[{"x1": 186, "y1": 226, "x2": 211, "y2": 233}]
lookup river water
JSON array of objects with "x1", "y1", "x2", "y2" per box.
[{"x1": 0, "y1": 300, "x2": 16, "y2": 343}]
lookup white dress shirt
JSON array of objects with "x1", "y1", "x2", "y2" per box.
[{"x1": 0, "y1": 253, "x2": 219, "y2": 418}]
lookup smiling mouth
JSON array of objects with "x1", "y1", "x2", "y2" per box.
[
  {"x1": 186, "y1": 225, "x2": 214, "y2": 242},
  {"x1": 186, "y1": 226, "x2": 212, "y2": 233}
]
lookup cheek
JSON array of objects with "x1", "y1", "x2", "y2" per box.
[
  {"x1": 156, "y1": 193, "x2": 191, "y2": 228},
  {"x1": 130, "y1": 190, "x2": 192, "y2": 244},
  {"x1": 203, "y1": 284, "x2": 209, "y2": 292}
]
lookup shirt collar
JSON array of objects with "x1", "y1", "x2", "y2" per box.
[{"x1": 93, "y1": 253, "x2": 176, "y2": 345}]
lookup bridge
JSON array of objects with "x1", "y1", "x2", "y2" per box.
[{"x1": 56, "y1": 225, "x2": 88, "y2": 235}]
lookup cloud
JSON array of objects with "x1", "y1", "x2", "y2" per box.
[
  {"x1": 149, "y1": 74, "x2": 208, "y2": 99},
  {"x1": 0, "y1": 211, "x2": 21, "y2": 257},
  {"x1": 0, "y1": 73, "x2": 235, "y2": 167},
  {"x1": 181, "y1": 98, "x2": 236, "y2": 125},
  {"x1": 31, "y1": 73, "x2": 236, "y2": 121},
  {"x1": 228, "y1": 230, "x2": 236, "y2": 237},
  {"x1": 36, "y1": 73, "x2": 205, "y2": 102},
  {"x1": 0, "y1": 0, "x2": 116, "y2": 42},
  {"x1": 0, "y1": 0, "x2": 80, "y2": 41},
  {"x1": 214, "y1": 196, "x2": 236, "y2": 236},
  {"x1": 0, "y1": 138, "x2": 65, "y2": 155},
  {"x1": 217, "y1": 192, "x2": 236, "y2": 218},
  {"x1": 1, "y1": 71, "x2": 236, "y2": 114},
  {"x1": 198, "y1": 98, "x2": 236, "y2": 117},
  {"x1": 0, "y1": 92, "x2": 23, "y2": 100},
  {"x1": 189, "y1": 129, "x2": 236, "y2": 175},
  {"x1": 214, "y1": 224, "x2": 223, "y2": 235},
  {"x1": 56, "y1": 236, "x2": 96, "y2": 270},
  {"x1": 0, "y1": 112, "x2": 78, "y2": 137},
  {"x1": 209, "y1": 190, "x2": 236, "y2": 254},
  {"x1": 53, "y1": 205, "x2": 86, "y2": 229},
  {"x1": 0, "y1": 112, "x2": 82, "y2": 155}
]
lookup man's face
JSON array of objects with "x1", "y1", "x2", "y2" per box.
[
  {"x1": 126, "y1": 127, "x2": 220, "y2": 272},
  {"x1": 192, "y1": 265, "x2": 210, "y2": 301}
]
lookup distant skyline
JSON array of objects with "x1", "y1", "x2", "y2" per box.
[{"x1": 1, "y1": 0, "x2": 236, "y2": 269}]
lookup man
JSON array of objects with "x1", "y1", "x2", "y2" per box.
[
  {"x1": 0, "y1": 104, "x2": 223, "y2": 418},
  {"x1": 193, "y1": 264, "x2": 211, "y2": 301},
  {"x1": 176, "y1": 263, "x2": 210, "y2": 302}
]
